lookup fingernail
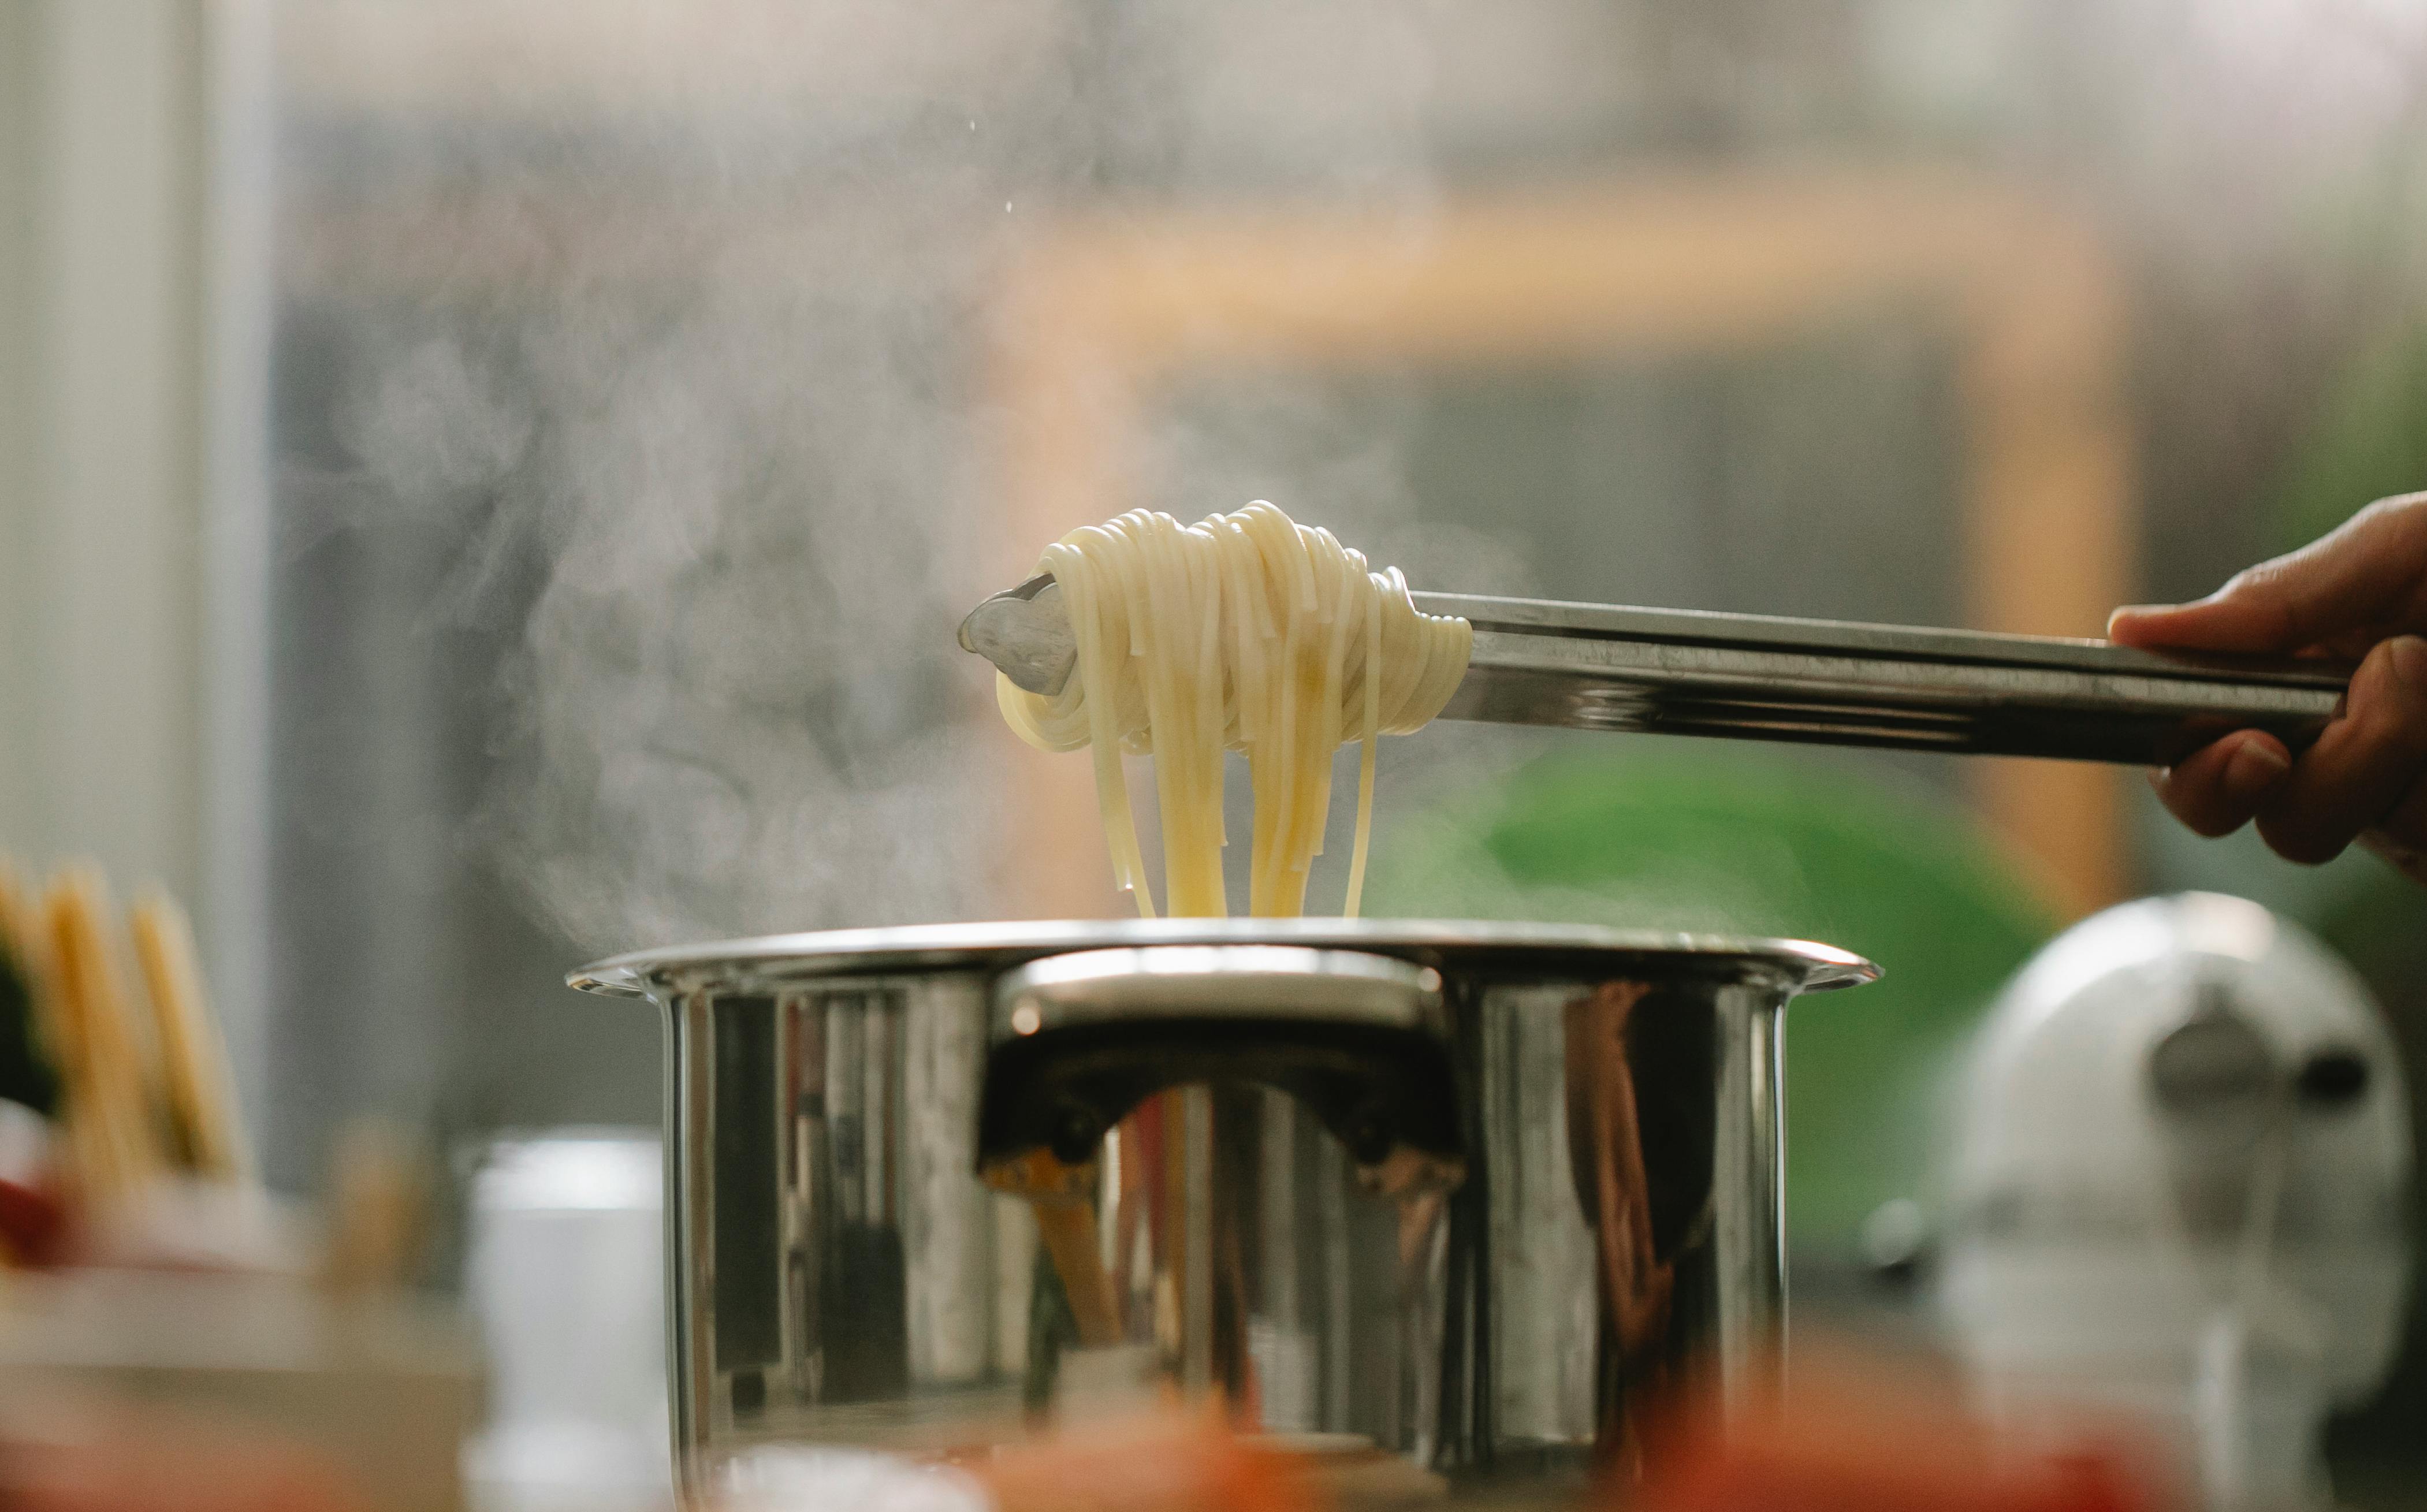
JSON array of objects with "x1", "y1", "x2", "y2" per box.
[
  {"x1": 2107, "y1": 605, "x2": 2169, "y2": 633},
  {"x1": 2390, "y1": 635, "x2": 2427, "y2": 692},
  {"x1": 2224, "y1": 738, "x2": 2292, "y2": 800}
]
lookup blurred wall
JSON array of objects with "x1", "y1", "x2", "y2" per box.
[
  {"x1": 0, "y1": 0, "x2": 207, "y2": 897},
  {"x1": 0, "y1": 0, "x2": 270, "y2": 1127},
  {"x1": 0, "y1": 7, "x2": 36, "y2": 823}
]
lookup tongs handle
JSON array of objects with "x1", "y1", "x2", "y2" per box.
[{"x1": 1416, "y1": 593, "x2": 2350, "y2": 768}]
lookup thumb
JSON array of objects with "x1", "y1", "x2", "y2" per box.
[
  {"x1": 2108, "y1": 585, "x2": 2296, "y2": 655},
  {"x1": 2110, "y1": 494, "x2": 2427, "y2": 655}
]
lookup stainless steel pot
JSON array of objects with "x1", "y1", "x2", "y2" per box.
[{"x1": 569, "y1": 919, "x2": 1875, "y2": 1503}]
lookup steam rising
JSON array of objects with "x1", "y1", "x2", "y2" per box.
[
  {"x1": 282, "y1": 0, "x2": 2427, "y2": 952},
  {"x1": 287, "y1": 1, "x2": 1516, "y2": 949},
  {"x1": 323, "y1": 285, "x2": 1014, "y2": 947}
]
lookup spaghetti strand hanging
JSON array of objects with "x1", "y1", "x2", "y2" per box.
[{"x1": 995, "y1": 501, "x2": 1471, "y2": 919}]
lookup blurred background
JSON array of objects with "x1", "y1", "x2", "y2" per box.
[{"x1": 2, "y1": 0, "x2": 2425, "y2": 1502}]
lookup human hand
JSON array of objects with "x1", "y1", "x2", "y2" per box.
[{"x1": 2109, "y1": 493, "x2": 2427, "y2": 882}]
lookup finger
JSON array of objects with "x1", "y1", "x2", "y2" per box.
[
  {"x1": 2256, "y1": 635, "x2": 2427, "y2": 864},
  {"x1": 2109, "y1": 493, "x2": 2427, "y2": 654},
  {"x1": 2149, "y1": 729, "x2": 2293, "y2": 837}
]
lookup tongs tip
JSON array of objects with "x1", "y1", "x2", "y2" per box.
[{"x1": 958, "y1": 573, "x2": 1076, "y2": 696}]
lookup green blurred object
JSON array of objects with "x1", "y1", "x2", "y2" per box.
[
  {"x1": 1368, "y1": 742, "x2": 2059, "y2": 1258},
  {"x1": 2272, "y1": 320, "x2": 2427, "y2": 554}
]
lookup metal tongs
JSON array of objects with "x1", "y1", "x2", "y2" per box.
[{"x1": 959, "y1": 575, "x2": 2350, "y2": 766}]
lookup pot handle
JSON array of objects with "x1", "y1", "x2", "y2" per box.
[{"x1": 974, "y1": 944, "x2": 1462, "y2": 1173}]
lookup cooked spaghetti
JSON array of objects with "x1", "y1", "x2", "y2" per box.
[{"x1": 996, "y1": 502, "x2": 1471, "y2": 918}]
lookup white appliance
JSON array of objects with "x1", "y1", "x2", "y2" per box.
[{"x1": 1942, "y1": 893, "x2": 2412, "y2": 1512}]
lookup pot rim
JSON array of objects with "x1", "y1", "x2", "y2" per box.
[{"x1": 567, "y1": 918, "x2": 1878, "y2": 1001}]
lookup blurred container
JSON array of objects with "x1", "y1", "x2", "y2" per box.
[{"x1": 463, "y1": 1127, "x2": 672, "y2": 1512}]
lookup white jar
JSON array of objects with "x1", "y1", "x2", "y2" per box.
[{"x1": 464, "y1": 1128, "x2": 671, "y2": 1512}]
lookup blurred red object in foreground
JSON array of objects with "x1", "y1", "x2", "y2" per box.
[
  {"x1": 972, "y1": 1412, "x2": 1324, "y2": 1512},
  {"x1": 0, "y1": 1396, "x2": 370, "y2": 1512},
  {"x1": 0, "y1": 1172, "x2": 68, "y2": 1265},
  {"x1": 0, "y1": 1101, "x2": 69, "y2": 1266},
  {"x1": 1629, "y1": 1348, "x2": 2176, "y2": 1512}
]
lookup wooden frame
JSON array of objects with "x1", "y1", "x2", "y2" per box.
[{"x1": 986, "y1": 170, "x2": 2135, "y2": 919}]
